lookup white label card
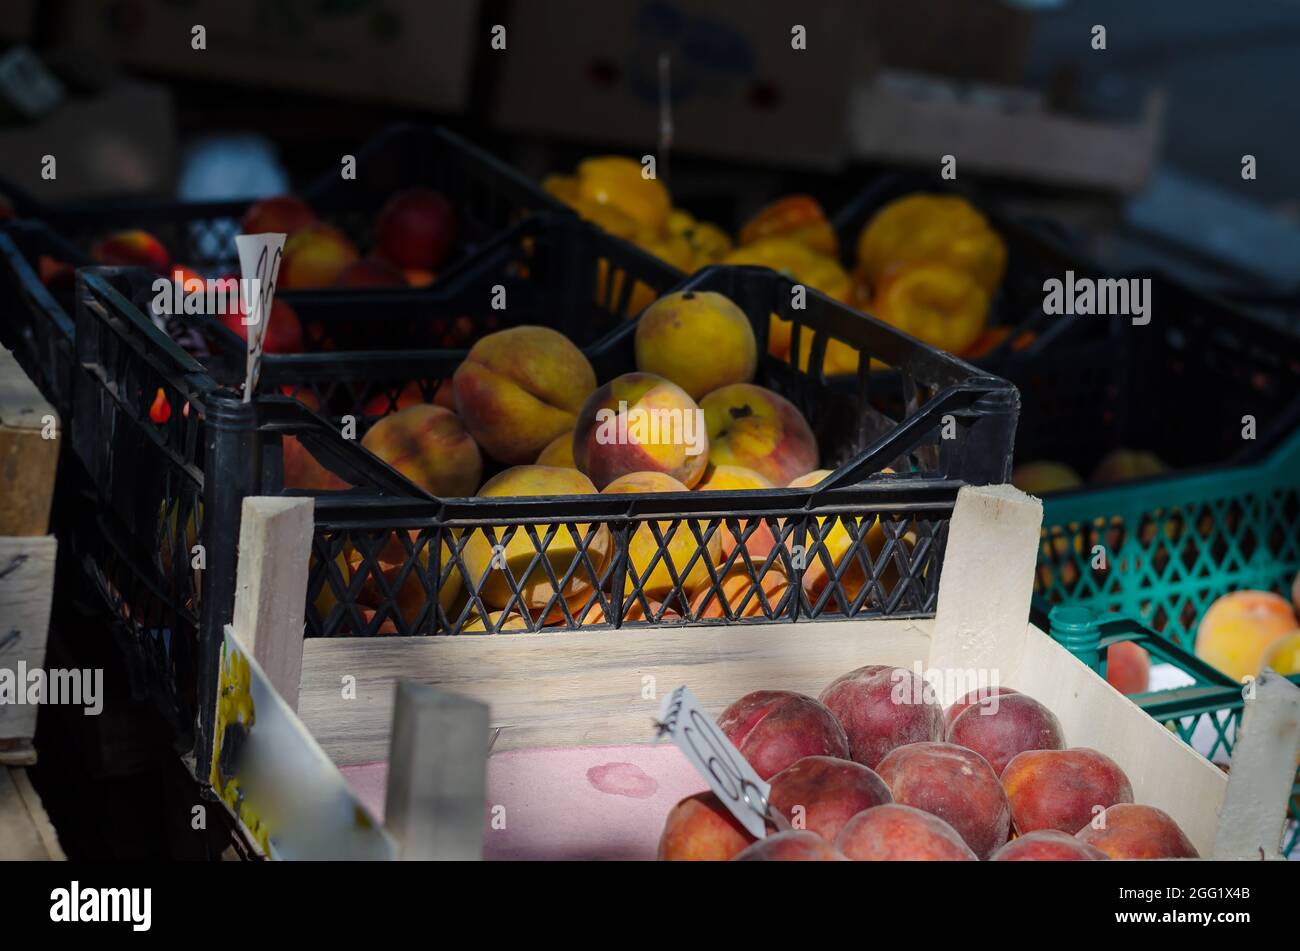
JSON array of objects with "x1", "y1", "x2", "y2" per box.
[
  {"x1": 234, "y1": 232, "x2": 286, "y2": 403},
  {"x1": 654, "y1": 685, "x2": 770, "y2": 839}
]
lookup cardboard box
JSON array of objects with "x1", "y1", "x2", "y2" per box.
[
  {"x1": 57, "y1": 0, "x2": 478, "y2": 113},
  {"x1": 493, "y1": 0, "x2": 868, "y2": 169},
  {"x1": 863, "y1": 0, "x2": 1036, "y2": 84}
]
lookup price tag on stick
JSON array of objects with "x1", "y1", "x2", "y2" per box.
[
  {"x1": 234, "y1": 233, "x2": 286, "y2": 403},
  {"x1": 654, "y1": 685, "x2": 771, "y2": 839}
]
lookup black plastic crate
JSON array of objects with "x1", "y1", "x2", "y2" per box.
[
  {"x1": 830, "y1": 171, "x2": 1091, "y2": 364},
  {"x1": 27, "y1": 124, "x2": 567, "y2": 278},
  {"x1": 991, "y1": 275, "x2": 1300, "y2": 478},
  {"x1": 74, "y1": 261, "x2": 1017, "y2": 768}
]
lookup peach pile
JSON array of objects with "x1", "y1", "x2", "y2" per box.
[{"x1": 659, "y1": 672, "x2": 1200, "y2": 861}]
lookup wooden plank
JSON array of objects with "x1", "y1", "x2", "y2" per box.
[
  {"x1": 231, "y1": 497, "x2": 312, "y2": 711},
  {"x1": 1213, "y1": 671, "x2": 1300, "y2": 860},
  {"x1": 0, "y1": 535, "x2": 57, "y2": 749},
  {"x1": 0, "y1": 766, "x2": 56, "y2": 859},
  {"x1": 299, "y1": 619, "x2": 933, "y2": 766},
  {"x1": 384, "y1": 682, "x2": 489, "y2": 860},
  {"x1": 0, "y1": 345, "x2": 59, "y2": 537},
  {"x1": 9, "y1": 766, "x2": 64, "y2": 859}
]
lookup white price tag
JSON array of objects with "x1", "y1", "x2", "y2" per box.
[
  {"x1": 654, "y1": 685, "x2": 770, "y2": 839},
  {"x1": 234, "y1": 233, "x2": 286, "y2": 403}
]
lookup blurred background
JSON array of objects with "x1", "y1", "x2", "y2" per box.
[{"x1": 0, "y1": 0, "x2": 1296, "y2": 318}]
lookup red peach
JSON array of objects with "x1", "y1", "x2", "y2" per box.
[
  {"x1": 718, "y1": 690, "x2": 850, "y2": 781},
  {"x1": 241, "y1": 195, "x2": 316, "y2": 236},
  {"x1": 280, "y1": 223, "x2": 360, "y2": 290},
  {"x1": 835, "y1": 803, "x2": 977, "y2": 860},
  {"x1": 360, "y1": 405, "x2": 482, "y2": 498},
  {"x1": 92, "y1": 229, "x2": 170, "y2": 272},
  {"x1": 818, "y1": 665, "x2": 944, "y2": 769},
  {"x1": 375, "y1": 188, "x2": 457, "y2": 270},
  {"x1": 990, "y1": 829, "x2": 1109, "y2": 860},
  {"x1": 1106, "y1": 641, "x2": 1151, "y2": 694},
  {"x1": 767, "y1": 755, "x2": 892, "y2": 842},
  {"x1": 219, "y1": 298, "x2": 304, "y2": 354},
  {"x1": 1076, "y1": 804, "x2": 1198, "y2": 859},
  {"x1": 658, "y1": 791, "x2": 755, "y2": 860},
  {"x1": 944, "y1": 685, "x2": 1020, "y2": 730},
  {"x1": 876, "y1": 741, "x2": 1011, "y2": 859},
  {"x1": 946, "y1": 691, "x2": 1066, "y2": 777},
  {"x1": 1001, "y1": 748, "x2": 1134, "y2": 836},
  {"x1": 733, "y1": 831, "x2": 848, "y2": 861}
]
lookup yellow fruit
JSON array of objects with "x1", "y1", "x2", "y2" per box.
[
  {"x1": 576, "y1": 156, "x2": 671, "y2": 233},
  {"x1": 1194, "y1": 590, "x2": 1298, "y2": 682},
  {"x1": 857, "y1": 193, "x2": 1006, "y2": 294}
]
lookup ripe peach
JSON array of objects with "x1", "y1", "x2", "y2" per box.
[
  {"x1": 280, "y1": 223, "x2": 360, "y2": 290},
  {"x1": 835, "y1": 803, "x2": 977, "y2": 861},
  {"x1": 360, "y1": 405, "x2": 482, "y2": 498},
  {"x1": 1090, "y1": 448, "x2": 1166, "y2": 485},
  {"x1": 695, "y1": 465, "x2": 777, "y2": 563},
  {"x1": 1264, "y1": 630, "x2": 1300, "y2": 676},
  {"x1": 535, "y1": 430, "x2": 577, "y2": 468},
  {"x1": 572, "y1": 372, "x2": 707, "y2": 489},
  {"x1": 241, "y1": 195, "x2": 315, "y2": 236},
  {"x1": 1001, "y1": 748, "x2": 1134, "y2": 836},
  {"x1": 603, "y1": 472, "x2": 720, "y2": 600},
  {"x1": 375, "y1": 188, "x2": 457, "y2": 270},
  {"x1": 659, "y1": 791, "x2": 755, "y2": 860},
  {"x1": 1011, "y1": 461, "x2": 1083, "y2": 495},
  {"x1": 219, "y1": 298, "x2": 304, "y2": 354},
  {"x1": 453, "y1": 325, "x2": 597, "y2": 465},
  {"x1": 767, "y1": 755, "x2": 892, "y2": 841},
  {"x1": 989, "y1": 829, "x2": 1108, "y2": 861},
  {"x1": 1194, "y1": 590, "x2": 1298, "y2": 682},
  {"x1": 819, "y1": 665, "x2": 944, "y2": 769},
  {"x1": 1106, "y1": 641, "x2": 1151, "y2": 694},
  {"x1": 876, "y1": 741, "x2": 1011, "y2": 859},
  {"x1": 689, "y1": 564, "x2": 789, "y2": 620},
  {"x1": 701, "y1": 383, "x2": 817, "y2": 486},
  {"x1": 946, "y1": 692, "x2": 1066, "y2": 777},
  {"x1": 633, "y1": 290, "x2": 757, "y2": 399},
  {"x1": 349, "y1": 533, "x2": 463, "y2": 630},
  {"x1": 335, "y1": 256, "x2": 407, "y2": 288},
  {"x1": 361, "y1": 382, "x2": 428, "y2": 420},
  {"x1": 92, "y1": 229, "x2": 170, "y2": 272},
  {"x1": 283, "y1": 435, "x2": 348, "y2": 491},
  {"x1": 944, "y1": 686, "x2": 1019, "y2": 730},
  {"x1": 733, "y1": 831, "x2": 848, "y2": 861},
  {"x1": 1076, "y1": 804, "x2": 1198, "y2": 859},
  {"x1": 459, "y1": 466, "x2": 612, "y2": 612},
  {"x1": 718, "y1": 690, "x2": 850, "y2": 780}
]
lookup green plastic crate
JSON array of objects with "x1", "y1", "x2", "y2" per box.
[
  {"x1": 1047, "y1": 606, "x2": 1299, "y2": 857},
  {"x1": 1035, "y1": 427, "x2": 1300, "y2": 651}
]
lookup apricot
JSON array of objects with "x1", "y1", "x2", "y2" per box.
[
  {"x1": 733, "y1": 831, "x2": 848, "y2": 861},
  {"x1": 718, "y1": 690, "x2": 850, "y2": 780},
  {"x1": 375, "y1": 188, "x2": 457, "y2": 270},
  {"x1": 459, "y1": 466, "x2": 612, "y2": 612},
  {"x1": 701, "y1": 383, "x2": 817, "y2": 487},
  {"x1": 1001, "y1": 748, "x2": 1134, "y2": 836},
  {"x1": 633, "y1": 290, "x2": 757, "y2": 399},
  {"x1": 241, "y1": 195, "x2": 315, "y2": 236},
  {"x1": 944, "y1": 686, "x2": 1019, "y2": 730},
  {"x1": 1011, "y1": 461, "x2": 1083, "y2": 495},
  {"x1": 603, "y1": 472, "x2": 720, "y2": 600},
  {"x1": 989, "y1": 829, "x2": 1108, "y2": 861},
  {"x1": 1194, "y1": 590, "x2": 1298, "y2": 682},
  {"x1": 856, "y1": 193, "x2": 1006, "y2": 294},
  {"x1": 658, "y1": 791, "x2": 755, "y2": 861},
  {"x1": 572, "y1": 372, "x2": 707, "y2": 489},
  {"x1": 835, "y1": 803, "x2": 977, "y2": 861},
  {"x1": 92, "y1": 229, "x2": 170, "y2": 272},
  {"x1": 535, "y1": 430, "x2": 577, "y2": 468},
  {"x1": 1090, "y1": 448, "x2": 1166, "y2": 485},
  {"x1": 767, "y1": 755, "x2": 892, "y2": 842},
  {"x1": 280, "y1": 223, "x2": 360, "y2": 290},
  {"x1": 946, "y1": 692, "x2": 1066, "y2": 777},
  {"x1": 576, "y1": 156, "x2": 671, "y2": 233},
  {"x1": 1075, "y1": 804, "x2": 1198, "y2": 859},
  {"x1": 876, "y1": 741, "x2": 1011, "y2": 859},
  {"x1": 453, "y1": 326, "x2": 597, "y2": 465},
  {"x1": 1106, "y1": 641, "x2": 1152, "y2": 694},
  {"x1": 360, "y1": 404, "x2": 482, "y2": 498},
  {"x1": 819, "y1": 665, "x2": 944, "y2": 769}
]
